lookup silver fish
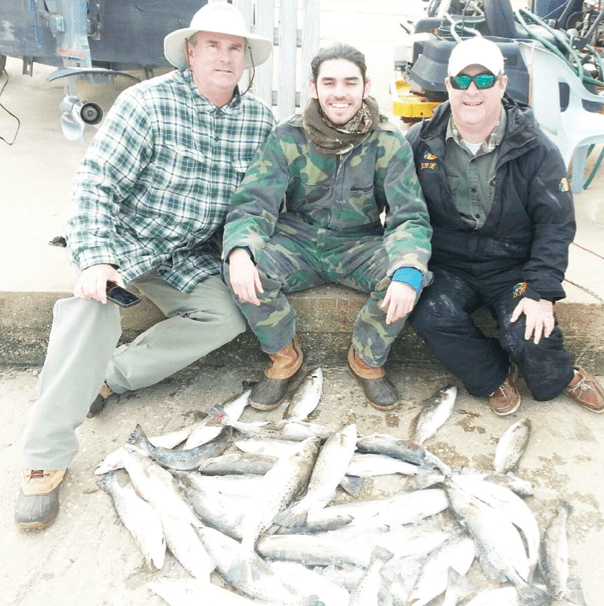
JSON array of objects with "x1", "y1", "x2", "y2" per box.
[
  {"x1": 283, "y1": 367, "x2": 323, "y2": 421},
  {"x1": 257, "y1": 516, "x2": 454, "y2": 569},
  {"x1": 119, "y1": 446, "x2": 215, "y2": 579},
  {"x1": 541, "y1": 500, "x2": 572, "y2": 600},
  {"x1": 449, "y1": 473, "x2": 540, "y2": 579},
  {"x1": 158, "y1": 510, "x2": 216, "y2": 581},
  {"x1": 444, "y1": 480, "x2": 549, "y2": 605},
  {"x1": 410, "y1": 384, "x2": 457, "y2": 447},
  {"x1": 273, "y1": 423, "x2": 357, "y2": 530},
  {"x1": 269, "y1": 560, "x2": 351, "y2": 606},
  {"x1": 440, "y1": 567, "x2": 477, "y2": 606},
  {"x1": 183, "y1": 389, "x2": 251, "y2": 449},
  {"x1": 405, "y1": 530, "x2": 475, "y2": 606},
  {"x1": 226, "y1": 416, "x2": 333, "y2": 442},
  {"x1": 127, "y1": 423, "x2": 232, "y2": 470},
  {"x1": 198, "y1": 452, "x2": 277, "y2": 475},
  {"x1": 348, "y1": 546, "x2": 393, "y2": 606},
  {"x1": 493, "y1": 417, "x2": 531, "y2": 475},
  {"x1": 347, "y1": 452, "x2": 420, "y2": 477},
  {"x1": 172, "y1": 471, "x2": 247, "y2": 540},
  {"x1": 97, "y1": 471, "x2": 166, "y2": 571},
  {"x1": 198, "y1": 525, "x2": 322, "y2": 605},
  {"x1": 120, "y1": 445, "x2": 200, "y2": 527},
  {"x1": 235, "y1": 438, "x2": 302, "y2": 458},
  {"x1": 228, "y1": 436, "x2": 321, "y2": 585},
  {"x1": 356, "y1": 433, "x2": 426, "y2": 466}
]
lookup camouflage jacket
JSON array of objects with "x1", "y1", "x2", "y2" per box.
[{"x1": 223, "y1": 113, "x2": 432, "y2": 280}]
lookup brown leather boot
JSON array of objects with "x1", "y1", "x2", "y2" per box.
[
  {"x1": 15, "y1": 469, "x2": 66, "y2": 530},
  {"x1": 348, "y1": 346, "x2": 399, "y2": 410},
  {"x1": 250, "y1": 338, "x2": 303, "y2": 410}
]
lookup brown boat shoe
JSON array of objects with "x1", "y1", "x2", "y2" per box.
[
  {"x1": 488, "y1": 371, "x2": 521, "y2": 416},
  {"x1": 564, "y1": 366, "x2": 604, "y2": 413}
]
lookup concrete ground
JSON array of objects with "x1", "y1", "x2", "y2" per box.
[
  {"x1": 1, "y1": 1, "x2": 604, "y2": 605},
  {"x1": 1, "y1": 363, "x2": 603, "y2": 606}
]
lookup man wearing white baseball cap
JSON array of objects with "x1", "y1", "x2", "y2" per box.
[
  {"x1": 406, "y1": 36, "x2": 604, "y2": 417},
  {"x1": 16, "y1": 2, "x2": 275, "y2": 530}
]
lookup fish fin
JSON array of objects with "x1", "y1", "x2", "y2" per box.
[
  {"x1": 564, "y1": 578, "x2": 587, "y2": 605},
  {"x1": 340, "y1": 474, "x2": 364, "y2": 497},
  {"x1": 272, "y1": 506, "x2": 308, "y2": 531}
]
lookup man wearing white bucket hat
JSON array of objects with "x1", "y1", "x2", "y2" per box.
[
  {"x1": 406, "y1": 37, "x2": 604, "y2": 416},
  {"x1": 15, "y1": 2, "x2": 275, "y2": 530}
]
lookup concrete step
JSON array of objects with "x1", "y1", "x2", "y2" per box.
[{"x1": 3, "y1": 284, "x2": 603, "y2": 374}]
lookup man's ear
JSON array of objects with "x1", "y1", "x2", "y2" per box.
[
  {"x1": 308, "y1": 79, "x2": 318, "y2": 99},
  {"x1": 363, "y1": 78, "x2": 372, "y2": 98}
]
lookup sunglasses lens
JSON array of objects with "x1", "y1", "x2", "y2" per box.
[
  {"x1": 475, "y1": 74, "x2": 496, "y2": 89},
  {"x1": 451, "y1": 75, "x2": 471, "y2": 90}
]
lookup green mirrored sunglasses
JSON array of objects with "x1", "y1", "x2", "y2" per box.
[{"x1": 450, "y1": 72, "x2": 498, "y2": 90}]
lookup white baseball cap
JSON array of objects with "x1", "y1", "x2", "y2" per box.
[
  {"x1": 164, "y1": 2, "x2": 273, "y2": 70},
  {"x1": 448, "y1": 37, "x2": 505, "y2": 77}
]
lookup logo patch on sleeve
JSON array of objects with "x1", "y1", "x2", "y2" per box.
[{"x1": 559, "y1": 177, "x2": 570, "y2": 193}]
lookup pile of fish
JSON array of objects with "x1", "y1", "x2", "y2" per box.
[{"x1": 94, "y1": 367, "x2": 586, "y2": 606}]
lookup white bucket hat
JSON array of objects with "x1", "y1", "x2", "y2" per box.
[{"x1": 164, "y1": 2, "x2": 273, "y2": 70}]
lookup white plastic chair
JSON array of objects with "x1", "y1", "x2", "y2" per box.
[{"x1": 518, "y1": 42, "x2": 604, "y2": 194}]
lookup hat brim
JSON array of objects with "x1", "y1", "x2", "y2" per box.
[{"x1": 164, "y1": 28, "x2": 273, "y2": 71}]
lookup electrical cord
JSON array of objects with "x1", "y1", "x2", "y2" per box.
[{"x1": 0, "y1": 66, "x2": 21, "y2": 145}]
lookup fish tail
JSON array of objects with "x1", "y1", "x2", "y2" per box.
[
  {"x1": 517, "y1": 582, "x2": 552, "y2": 606},
  {"x1": 127, "y1": 424, "x2": 146, "y2": 447},
  {"x1": 226, "y1": 549, "x2": 255, "y2": 586}
]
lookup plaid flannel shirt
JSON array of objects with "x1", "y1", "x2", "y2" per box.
[{"x1": 66, "y1": 69, "x2": 275, "y2": 293}]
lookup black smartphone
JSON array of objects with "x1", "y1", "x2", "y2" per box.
[{"x1": 106, "y1": 282, "x2": 141, "y2": 307}]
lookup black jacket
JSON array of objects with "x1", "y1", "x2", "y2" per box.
[{"x1": 405, "y1": 95, "x2": 576, "y2": 302}]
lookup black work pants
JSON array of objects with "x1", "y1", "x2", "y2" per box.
[{"x1": 409, "y1": 267, "x2": 574, "y2": 401}]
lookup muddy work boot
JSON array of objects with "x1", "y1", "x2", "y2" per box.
[
  {"x1": 251, "y1": 338, "x2": 303, "y2": 410},
  {"x1": 564, "y1": 366, "x2": 604, "y2": 413},
  {"x1": 88, "y1": 381, "x2": 114, "y2": 418},
  {"x1": 15, "y1": 469, "x2": 66, "y2": 530},
  {"x1": 488, "y1": 370, "x2": 521, "y2": 416},
  {"x1": 348, "y1": 346, "x2": 399, "y2": 410}
]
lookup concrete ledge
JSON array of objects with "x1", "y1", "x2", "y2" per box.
[{"x1": 2, "y1": 285, "x2": 604, "y2": 373}]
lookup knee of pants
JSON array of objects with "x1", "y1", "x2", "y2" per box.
[
  {"x1": 185, "y1": 305, "x2": 247, "y2": 335},
  {"x1": 410, "y1": 296, "x2": 469, "y2": 338}
]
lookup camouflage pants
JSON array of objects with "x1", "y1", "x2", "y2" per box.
[{"x1": 224, "y1": 228, "x2": 417, "y2": 367}]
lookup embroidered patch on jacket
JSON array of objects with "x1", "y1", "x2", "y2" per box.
[
  {"x1": 559, "y1": 177, "x2": 570, "y2": 193},
  {"x1": 513, "y1": 282, "x2": 527, "y2": 298},
  {"x1": 423, "y1": 152, "x2": 437, "y2": 160}
]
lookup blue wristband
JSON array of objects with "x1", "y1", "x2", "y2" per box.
[{"x1": 392, "y1": 267, "x2": 423, "y2": 291}]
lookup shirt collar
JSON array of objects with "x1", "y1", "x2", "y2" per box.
[
  {"x1": 183, "y1": 69, "x2": 243, "y2": 114},
  {"x1": 446, "y1": 104, "x2": 507, "y2": 156}
]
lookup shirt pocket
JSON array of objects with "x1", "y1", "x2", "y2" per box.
[{"x1": 155, "y1": 143, "x2": 207, "y2": 193}]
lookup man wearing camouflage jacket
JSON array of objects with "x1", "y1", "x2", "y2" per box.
[{"x1": 223, "y1": 43, "x2": 432, "y2": 411}]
